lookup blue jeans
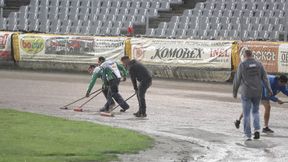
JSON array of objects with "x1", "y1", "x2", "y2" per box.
[{"x1": 241, "y1": 95, "x2": 261, "y2": 138}]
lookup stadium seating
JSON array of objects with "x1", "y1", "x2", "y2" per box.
[
  {"x1": 0, "y1": 0, "x2": 178, "y2": 35},
  {"x1": 147, "y1": 0, "x2": 288, "y2": 40},
  {"x1": 0, "y1": 0, "x2": 287, "y2": 41}
]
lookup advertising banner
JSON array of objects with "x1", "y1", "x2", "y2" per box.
[
  {"x1": 278, "y1": 44, "x2": 288, "y2": 73},
  {"x1": 0, "y1": 32, "x2": 13, "y2": 62},
  {"x1": 238, "y1": 41, "x2": 280, "y2": 73},
  {"x1": 131, "y1": 38, "x2": 233, "y2": 69},
  {"x1": 18, "y1": 34, "x2": 125, "y2": 64}
]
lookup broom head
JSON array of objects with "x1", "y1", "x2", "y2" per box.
[
  {"x1": 100, "y1": 112, "x2": 114, "y2": 117},
  {"x1": 73, "y1": 107, "x2": 83, "y2": 112}
]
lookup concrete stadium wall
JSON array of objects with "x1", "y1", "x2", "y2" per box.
[
  {"x1": 145, "y1": 64, "x2": 231, "y2": 82},
  {"x1": 16, "y1": 61, "x2": 90, "y2": 72}
]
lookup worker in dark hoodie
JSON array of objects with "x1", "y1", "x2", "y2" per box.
[{"x1": 121, "y1": 56, "x2": 152, "y2": 117}]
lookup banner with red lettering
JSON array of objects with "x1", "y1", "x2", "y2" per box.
[
  {"x1": 0, "y1": 32, "x2": 13, "y2": 62},
  {"x1": 238, "y1": 41, "x2": 280, "y2": 73},
  {"x1": 17, "y1": 34, "x2": 125, "y2": 63},
  {"x1": 131, "y1": 38, "x2": 233, "y2": 69},
  {"x1": 278, "y1": 44, "x2": 288, "y2": 73}
]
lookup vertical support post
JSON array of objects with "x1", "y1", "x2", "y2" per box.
[
  {"x1": 146, "y1": 16, "x2": 149, "y2": 33},
  {"x1": 285, "y1": 15, "x2": 288, "y2": 42},
  {"x1": 0, "y1": 7, "x2": 3, "y2": 18},
  {"x1": 240, "y1": 15, "x2": 243, "y2": 41},
  {"x1": 0, "y1": 0, "x2": 4, "y2": 18}
]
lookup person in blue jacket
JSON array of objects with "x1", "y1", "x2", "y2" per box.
[{"x1": 235, "y1": 75, "x2": 288, "y2": 133}]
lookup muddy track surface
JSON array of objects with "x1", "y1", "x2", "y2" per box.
[{"x1": 1, "y1": 69, "x2": 288, "y2": 162}]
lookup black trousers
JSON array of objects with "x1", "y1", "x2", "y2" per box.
[
  {"x1": 137, "y1": 80, "x2": 152, "y2": 114},
  {"x1": 102, "y1": 84, "x2": 115, "y2": 105},
  {"x1": 104, "y1": 79, "x2": 129, "y2": 110}
]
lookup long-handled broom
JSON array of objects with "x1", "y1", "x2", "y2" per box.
[
  {"x1": 73, "y1": 90, "x2": 103, "y2": 112},
  {"x1": 100, "y1": 93, "x2": 136, "y2": 117},
  {"x1": 59, "y1": 88, "x2": 102, "y2": 110}
]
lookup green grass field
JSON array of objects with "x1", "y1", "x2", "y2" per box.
[{"x1": 0, "y1": 109, "x2": 153, "y2": 162}]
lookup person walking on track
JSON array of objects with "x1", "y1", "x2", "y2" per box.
[
  {"x1": 121, "y1": 56, "x2": 152, "y2": 117},
  {"x1": 233, "y1": 49, "x2": 272, "y2": 141},
  {"x1": 235, "y1": 75, "x2": 288, "y2": 133},
  {"x1": 86, "y1": 57, "x2": 129, "y2": 112}
]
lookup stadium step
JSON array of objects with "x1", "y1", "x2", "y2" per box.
[
  {"x1": 148, "y1": 0, "x2": 206, "y2": 29},
  {"x1": 2, "y1": 0, "x2": 30, "y2": 17}
]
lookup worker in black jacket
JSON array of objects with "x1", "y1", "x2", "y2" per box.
[{"x1": 121, "y1": 56, "x2": 152, "y2": 117}]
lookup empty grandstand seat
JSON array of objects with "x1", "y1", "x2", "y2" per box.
[
  {"x1": 79, "y1": 25, "x2": 89, "y2": 35},
  {"x1": 6, "y1": 12, "x2": 17, "y2": 31},
  {"x1": 17, "y1": 18, "x2": 27, "y2": 31},
  {"x1": 0, "y1": 18, "x2": 7, "y2": 30},
  {"x1": 39, "y1": 19, "x2": 50, "y2": 32},
  {"x1": 145, "y1": 28, "x2": 155, "y2": 36},
  {"x1": 110, "y1": 27, "x2": 121, "y2": 35}
]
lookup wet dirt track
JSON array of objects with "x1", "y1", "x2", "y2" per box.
[{"x1": 1, "y1": 69, "x2": 288, "y2": 162}]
